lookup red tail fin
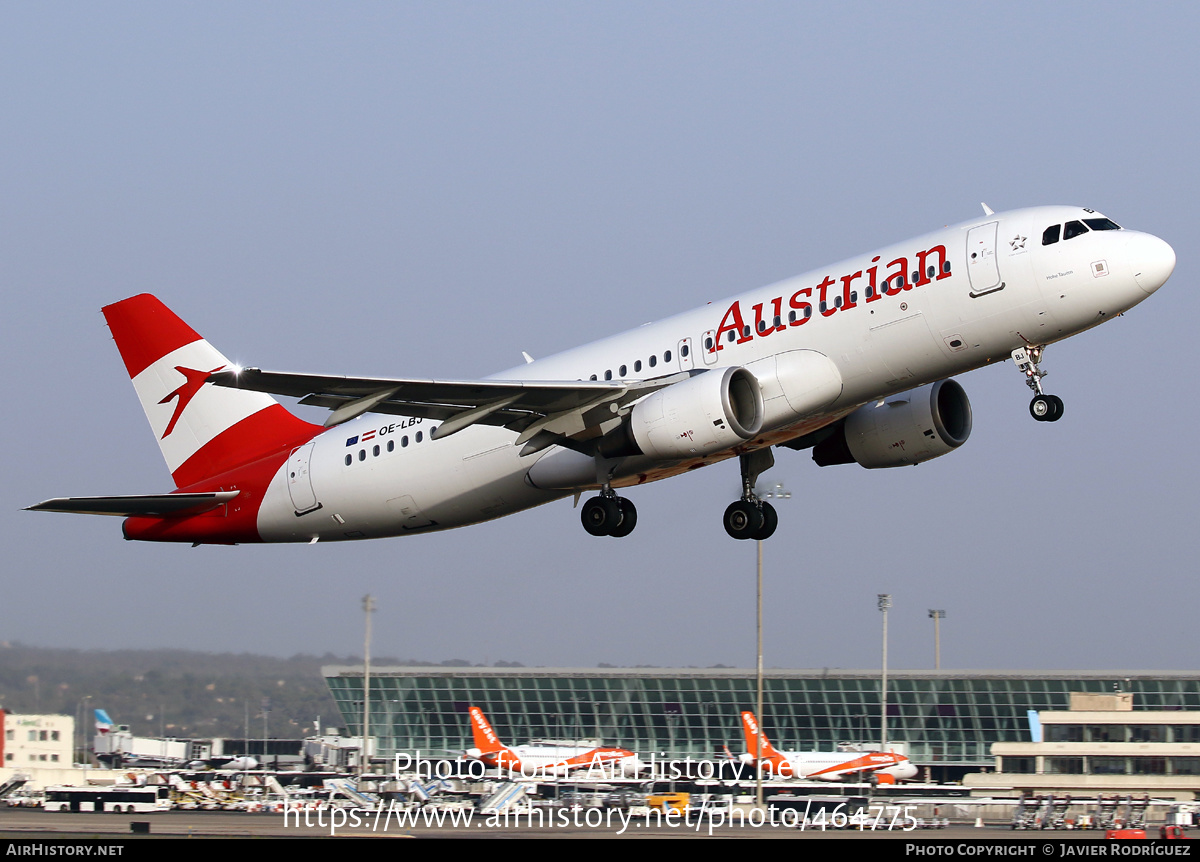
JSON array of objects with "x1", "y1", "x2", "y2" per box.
[{"x1": 102, "y1": 295, "x2": 319, "y2": 488}]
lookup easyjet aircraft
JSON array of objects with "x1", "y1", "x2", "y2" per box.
[
  {"x1": 464, "y1": 706, "x2": 640, "y2": 777},
  {"x1": 28, "y1": 205, "x2": 1173, "y2": 543},
  {"x1": 739, "y1": 711, "x2": 917, "y2": 783}
]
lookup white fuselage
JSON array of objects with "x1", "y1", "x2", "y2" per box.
[
  {"x1": 254, "y1": 206, "x2": 1170, "y2": 542},
  {"x1": 781, "y1": 750, "x2": 920, "y2": 782}
]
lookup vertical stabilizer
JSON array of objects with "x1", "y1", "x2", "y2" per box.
[
  {"x1": 469, "y1": 706, "x2": 507, "y2": 756},
  {"x1": 102, "y1": 295, "x2": 319, "y2": 488},
  {"x1": 741, "y1": 711, "x2": 780, "y2": 760}
]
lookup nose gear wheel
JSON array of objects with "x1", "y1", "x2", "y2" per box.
[{"x1": 1013, "y1": 345, "x2": 1064, "y2": 422}]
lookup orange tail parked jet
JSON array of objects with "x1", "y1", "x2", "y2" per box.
[
  {"x1": 465, "y1": 706, "x2": 640, "y2": 777},
  {"x1": 740, "y1": 711, "x2": 917, "y2": 783}
]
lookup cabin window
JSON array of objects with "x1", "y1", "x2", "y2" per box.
[
  {"x1": 634, "y1": 359, "x2": 642, "y2": 372},
  {"x1": 345, "y1": 454, "x2": 352, "y2": 466},
  {"x1": 788, "y1": 310, "x2": 797, "y2": 323},
  {"x1": 819, "y1": 301, "x2": 827, "y2": 313},
  {"x1": 773, "y1": 315, "x2": 782, "y2": 328},
  {"x1": 848, "y1": 292, "x2": 857, "y2": 303},
  {"x1": 387, "y1": 440, "x2": 394, "y2": 452},
  {"x1": 704, "y1": 336, "x2": 713, "y2": 350},
  {"x1": 604, "y1": 370, "x2": 612, "y2": 380},
  {"x1": 358, "y1": 449, "x2": 366, "y2": 461},
  {"x1": 619, "y1": 364, "x2": 627, "y2": 377},
  {"x1": 681, "y1": 343, "x2": 689, "y2": 357},
  {"x1": 727, "y1": 330, "x2": 736, "y2": 342},
  {"x1": 1064, "y1": 220, "x2": 1089, "y2": 240},
  {"x1": 665, "y1": 350, "x2": 672, "y2": 362},
  {"x1": 927, "y1": 266, "x2": 935, "y2": 279},
  {"x1": 757, "y1": 319, "x2": 767, "y2": 333},
  {"x1": 1042, "y1": 224, "x2": 1061, "y2": 245},
  {"x1": 416, "y1": 431, "x2": 423, "y2": 443},
  {"x1": 742, "y1": 325, "x2": 751, "y2": 338},
  {"x1": 373, "y1": 445, "x2": 380, "y2": 457},
  {"x1": 589, "y1": 374, "x2": 597, "y2": 381},
  {"x1": 402, "y1": 436, "x2": 409, "y2": 447},
  {"x1": 943, "y1": 260, "x2": 952, "y2": 273},
  {"x1": 649, "y1": 355, "x2": 657, "y2": 368}
]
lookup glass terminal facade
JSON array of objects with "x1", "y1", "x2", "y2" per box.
[{"x1": 324, "y1": 668, "x2": 1200, "y2": 770}]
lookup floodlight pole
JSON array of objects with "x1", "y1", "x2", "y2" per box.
[
  {"x1": 361, "y1": 594, "x2": 375, "y2": 780},
  {"x1": 754, "y1": 482, "x2": 789, "y2": 811},
  {"x1": 928, "y1": 609, "x2": 946, "y2": 670},
  {"x1": 878, "y1": 594, "x2": 891, "y2": 751},
  {"x1": 755, "y1": 538, "x2": 764, "y2": 809}
]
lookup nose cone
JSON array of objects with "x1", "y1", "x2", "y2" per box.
[{"x1": 1127, "y1": 232, "x2": 1176, "y2": 293}]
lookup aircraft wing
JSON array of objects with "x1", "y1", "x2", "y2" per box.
[
  {"x1": 25, "y1": 492, "x2": 240, "y2": 517},
  {"x1": 209, "y1": 367, "x2": 693, "y2": 454}
]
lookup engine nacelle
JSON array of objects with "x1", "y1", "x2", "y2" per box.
[
  {"x1": 628, "y1": 366, "x2": 765, "y2": 460},
  {"x1": 813, "y1": 379, "x2": 972, "y2": 469}
]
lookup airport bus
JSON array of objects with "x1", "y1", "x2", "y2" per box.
[{"x1": 43, "y1": 785, "x2": 171, "y2": 813}]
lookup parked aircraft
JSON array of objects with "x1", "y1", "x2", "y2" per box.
[
  {"x1": 464, "y1": 706, "x2": 640, "y2": 776},
  {"x1": 28, "y1": 205, "x2": 1173, "y2": 543},
  {"x1": 739, "y1": 711, "x2": 917, "y2": 783}
]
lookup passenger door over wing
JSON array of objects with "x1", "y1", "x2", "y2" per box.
[{"x1": 677, "y1": 337, "x2": 694, "y2": 372}]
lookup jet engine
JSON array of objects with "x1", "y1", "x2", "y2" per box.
[
  {"x1": 812, "y1": 379, "x2": 972, "y2": 469},
  {"x1": 526, "y1": 367, "x2": 764, "y2": 489},
  {"x1": 624, "y1": 365, "x2": 764, "y2": 460}
]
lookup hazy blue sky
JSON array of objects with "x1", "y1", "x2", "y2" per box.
[{"x1": 3, "y1": 2, "x2": 1195, "y2": 671}]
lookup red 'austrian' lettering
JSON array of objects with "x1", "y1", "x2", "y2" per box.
[{"x1": 712, "y1": 244, "x2": 949, "y2": 350}]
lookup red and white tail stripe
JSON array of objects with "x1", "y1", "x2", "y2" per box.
[{"x1": 103, "y1": 294, "x2": 318, "y2": 488}]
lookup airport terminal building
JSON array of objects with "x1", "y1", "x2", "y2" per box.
[{"x1": 323, "y1": 667, "x2": 1200, "y2": 780}]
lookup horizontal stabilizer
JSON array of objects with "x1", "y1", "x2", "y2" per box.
[{"x1": 26, "y1": 491, "x2": 240, "y2": 518}]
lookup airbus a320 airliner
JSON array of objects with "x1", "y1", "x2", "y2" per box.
[
  {"x1": 29, "y1": 205, "x2": 1174, "y2": 544},
  {"x1": 738, "y1": 711, "x2": 916, "y2": 783}
]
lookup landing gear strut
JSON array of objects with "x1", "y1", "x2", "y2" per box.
[
  {"x1": 724, "y1": 450, "x2": 778, "y2": 541},
  {"x1": 1012, "y1": 345, "x2": 1063, "y2": 422},
  {"x1": 581, "y1": 490, "x2": 637, "y2": 538}
]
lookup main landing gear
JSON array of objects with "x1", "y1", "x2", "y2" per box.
[
  {"x1": 1012, "y1": 345, "x2": 1064, "y2": 423},
  {"x1": 723, "y1": 450, "x2": 778, "y2": 541},
  {"x1": 581, "y1": 491, "x2": 637, "y2": 538}
]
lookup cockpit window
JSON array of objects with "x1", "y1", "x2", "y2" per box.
[
  {"x1": 1083, "y1": 217, "x2": 1121, "y2": 231},
  {"x1": 1063, "y1": 220, "x2": 1089, "y2": 240},
  {"x1": 1042, "y1": 225, "x2": 1061, "y2": 245}
]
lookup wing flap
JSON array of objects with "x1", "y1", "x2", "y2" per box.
[
  {"x1": 210, "y1": 368, "x2": 695, "y2": 443},
  {"x1": 26, "y1": 491, "x2": 240, "y2": 517}
]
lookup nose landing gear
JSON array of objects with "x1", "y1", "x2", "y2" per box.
[{"x1": 1012, "y1": 346, "x2": 1064, "y2": 422}]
